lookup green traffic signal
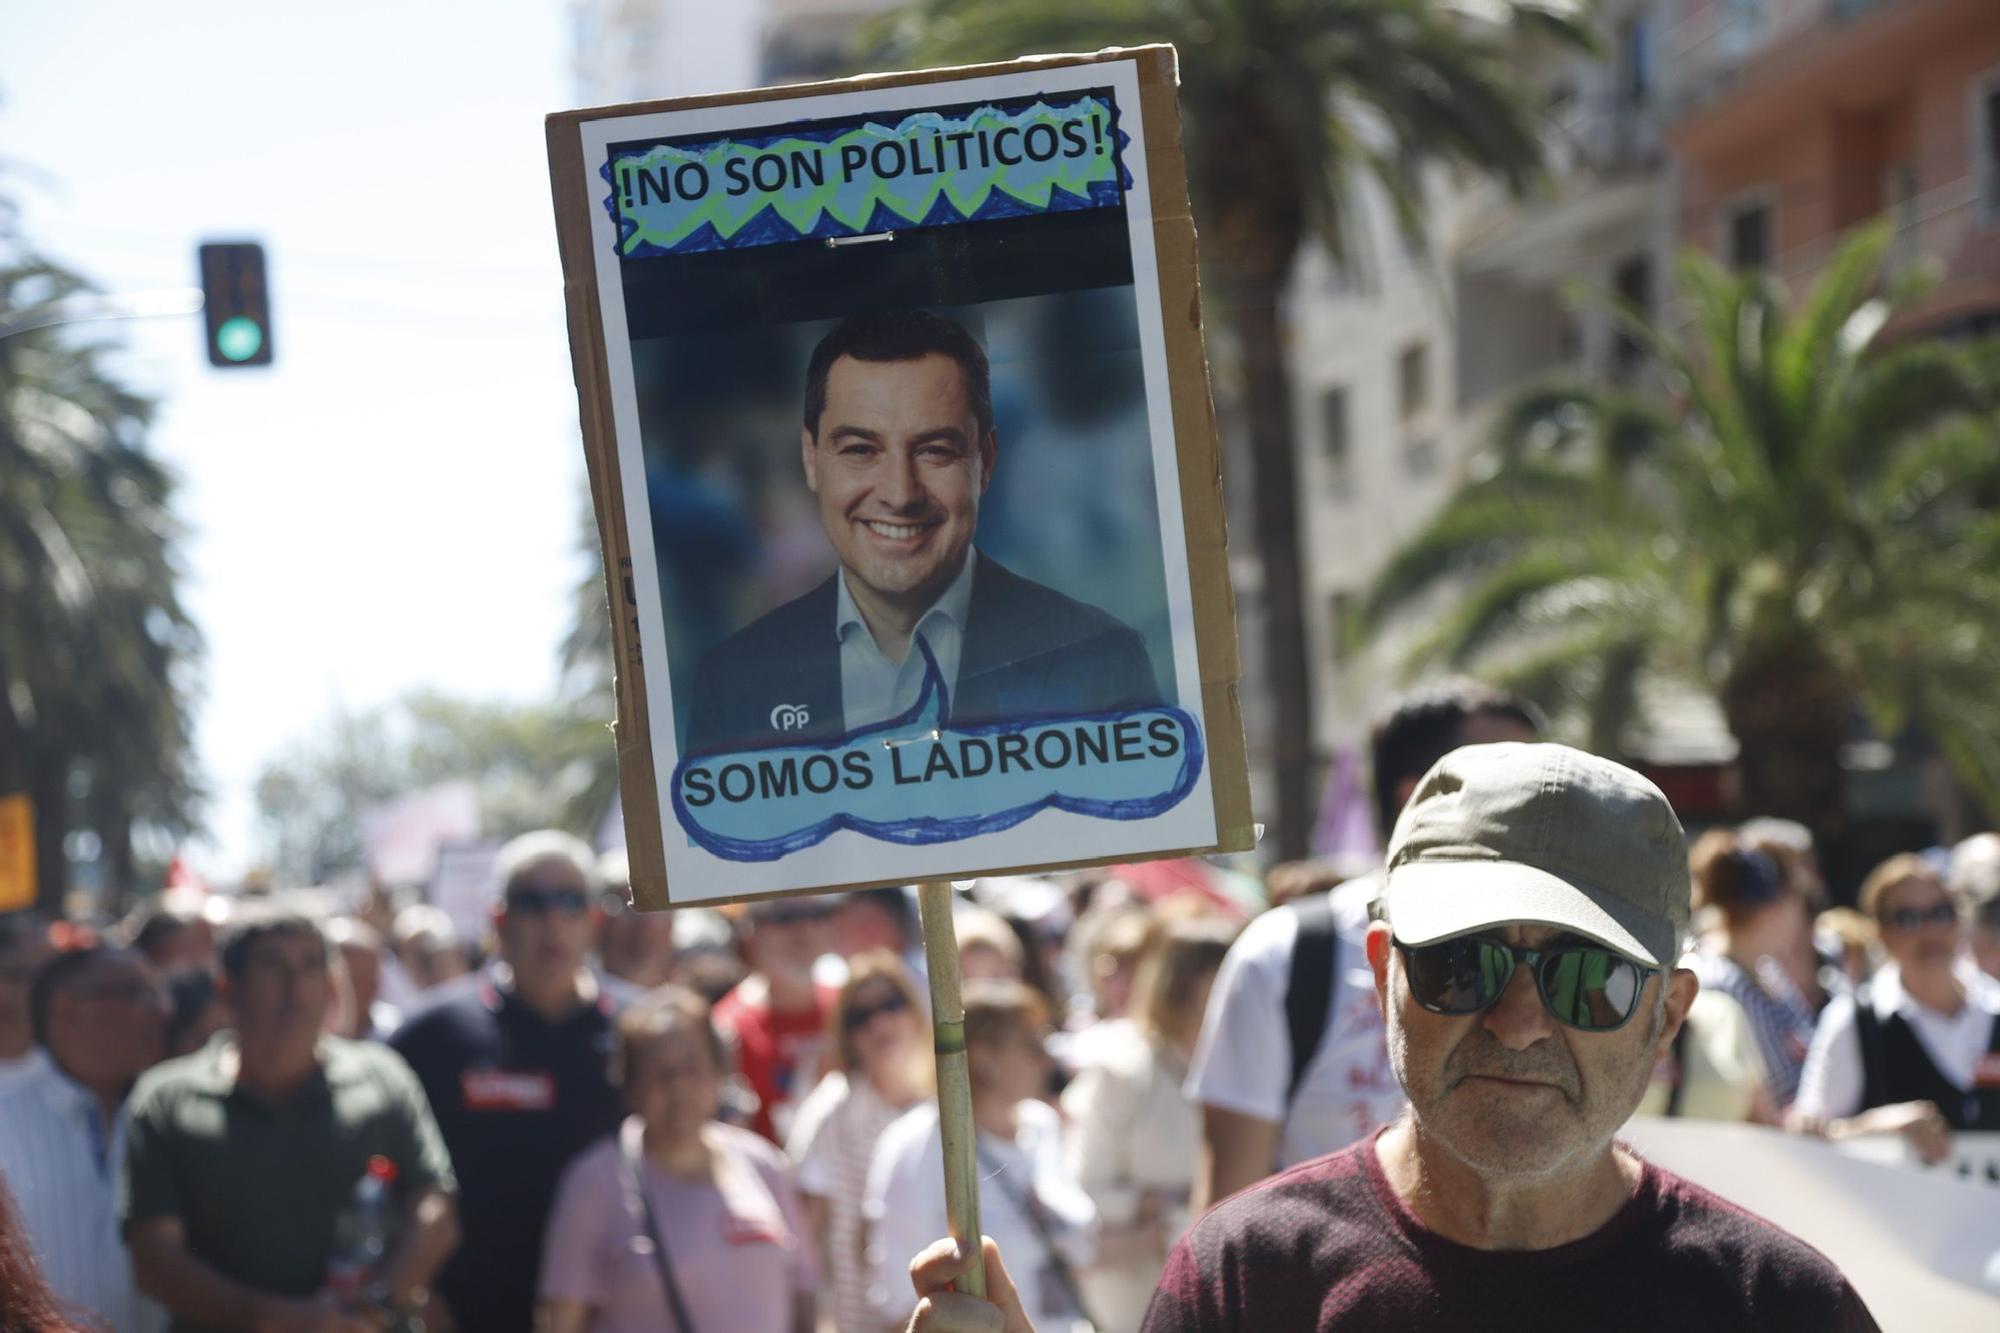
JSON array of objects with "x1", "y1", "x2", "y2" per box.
[
  {"x1": 198, "y1": 242, "x2": 274, "y2": 368},
  {"x1": 215, "y1": 316, "x2": 264, "y2": 363}
]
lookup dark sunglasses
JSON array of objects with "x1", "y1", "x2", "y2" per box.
[
  {"x1": 507, "y1": 886, "x2": 591, "y2": 918},
  {"x1": 1883, "y1": 902, "x2": 1957, "y2": 932},
  {"x1": 842, "y1": 991, "x2": 911, "y2": 1032},
  {"x1": 1395, "y1": 935, "x2": 1656, "y2": 1032}
]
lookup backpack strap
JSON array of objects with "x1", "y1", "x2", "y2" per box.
[{"x1": 1284, "y1": 894, "x2": 1340, "y2": 1106}]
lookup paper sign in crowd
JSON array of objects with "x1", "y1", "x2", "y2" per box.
[{"x1": 548, "y1": 48, "x2": 1250, "y2": 906}]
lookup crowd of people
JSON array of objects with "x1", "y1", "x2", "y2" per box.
[{"x1": 1, "y1": 682, "x2": 1997, "y2": 1331}]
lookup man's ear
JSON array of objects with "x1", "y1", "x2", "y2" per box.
[
  {"x1": 979, "y1": 430, "x2": 997, "y2": 492},
  {"x1": 801, "y1": 426, "x2": 818, "y2": 493},
  {"x1": 1655, "y1": 968, "x2": 1699, "y2": 1057},
  {"x1": 1365, "y1": 921, "x2": 1395, "y2": 1011}
]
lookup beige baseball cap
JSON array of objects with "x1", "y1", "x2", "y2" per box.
[{"x1": 1382, "y1": 742, "x2": 1690, "y2": 966}]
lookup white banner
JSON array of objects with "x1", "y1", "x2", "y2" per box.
[
  {"x1": 1621, "y1": 1117, "x2": 2000, "y2": 1330},
  {"x1": 1830, "y1": 1130, "x2": 2000, "y2": 1190}
]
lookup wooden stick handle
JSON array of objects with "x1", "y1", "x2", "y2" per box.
[{"x1": 917, "y1": 879, "x2": 986, "y2": 1300}]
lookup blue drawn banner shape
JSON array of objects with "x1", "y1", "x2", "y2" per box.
[
  {"x1": 602, "y1": 89, "x2": 1131, "y2": 258},
  {"x1": 669, "y1": 641, "x2": 1202, "y2": 862}
]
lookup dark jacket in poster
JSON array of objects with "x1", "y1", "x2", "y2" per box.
[{"x1": 683, "y1": 553, "x2": 1162, "y2": 756}]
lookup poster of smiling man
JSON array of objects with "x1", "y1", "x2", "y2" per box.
[{"x1": 549, "y1": 47, "x2": 1250, "y2": 906}]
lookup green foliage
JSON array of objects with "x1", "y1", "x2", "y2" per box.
[
  {"x1": 1361, "y1": 223, "x2": 2000, "y2": 812},
  {"x1": 253, "y1": 689, "x2": 613, "y2": 886},
  {"x1": 866, "y1": 0, "x2": 1592, "y2": 275},
  {"x1": 876, "y1": 0, "x2": 1590, "y2": 853},
  {"x1": 0, "y1": 250, "x2": 202, "y2": 901}
]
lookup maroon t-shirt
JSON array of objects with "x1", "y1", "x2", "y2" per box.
[{"x1": 1143, "y1": 1132, "x2": 1879, "y2": 1332}]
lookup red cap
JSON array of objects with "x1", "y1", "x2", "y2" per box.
[{"x1": 367, "y1": 1155, "x2": 398, "y2": 1183}]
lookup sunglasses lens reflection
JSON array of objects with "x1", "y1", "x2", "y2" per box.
[{"x1": 1403, "y1": 938, "x2": 1644, "y2": 1031}]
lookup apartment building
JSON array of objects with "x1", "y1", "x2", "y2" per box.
[
  {"x1": 1669, "y1": 0, "x2": 2000, "y2": 336},
  {"x1": 1297, "y1": 0, "x2": 1685, "y2": 766}
]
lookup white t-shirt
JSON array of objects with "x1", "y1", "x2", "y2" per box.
[
  {"x1": 787, "y1": 1072, "x2": 912, "y2": 1333},
  {"x1": 1184, "y1": 876, "x2": 1405, "y2": 1169},
  {"x1": 1794, "y1": 960, "x2": 2000, "y2": 1118},
  {"x1": 864, "y1": 1099, "x2": 1095, "y2": 1328},
  {"x1": 1059, "y1": 1023, "x2": 1197, "y2": 1332}
]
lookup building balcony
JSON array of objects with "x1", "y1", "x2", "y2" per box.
[{"x1": 1668, "y1": 0, "x2": 1982, "y2": 143}]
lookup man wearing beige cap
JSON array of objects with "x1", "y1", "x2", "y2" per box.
[{"x1": 904, "y1": 744, "x2": 1879, "y2": 1331}]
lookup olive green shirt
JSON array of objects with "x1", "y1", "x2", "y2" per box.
[{"x1": 121, "y1": 1034, "x2": 455, "y2": 1332}]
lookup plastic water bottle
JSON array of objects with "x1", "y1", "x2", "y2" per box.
[{"x1": 326, "y1": 1155, "x2": 398, "y2": 1300}]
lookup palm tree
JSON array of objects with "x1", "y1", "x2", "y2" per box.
[
  {"x1": 0, "y1": 254, "x2": 202, "y2": 909},
  {"x1": 870, "y1": 0, "x2": 1588, "y2": 856},
  {"x1": 1359, "y1": 223, "x2": 2000, "y2": 839}
]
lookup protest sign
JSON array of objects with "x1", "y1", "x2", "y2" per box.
[
  {"x1": 429, "y1": 838, "x2": 504, "y2": 947},
  {"x1": 547, "y1": 46, "x2": 1250, "y2": 910},
  {"x1": 1833, "y1": 1127, "x2": 2000, "y2": 1190},
  {"x1": 360, "y1": 781, "x2": 480, "y2": 886}
]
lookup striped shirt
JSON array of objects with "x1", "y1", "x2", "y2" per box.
[
  {"x1": 1694, "y1": 955, "x2": 1819, "y2": 1107},
  {"x1": 0, "y1": 1056, "x2": 165, "y2": 1332},
  {"x1": 786, "y1": 1072, "x2": 911, "y2": 1333}
]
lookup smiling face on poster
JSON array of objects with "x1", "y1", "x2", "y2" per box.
[{"x1": 550, "y1": 50, "x2": 1248, "y2": 905}]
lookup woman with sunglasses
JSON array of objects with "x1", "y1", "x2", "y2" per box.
[
  {"x1": 867, "y1": 978, "x2": 1096, "y2": 1331},
  {"x1": 538, "y1": 985, "x2": 819, "y2": 1333},
  {"x1": 786, "y1": 951, "x2": 930, "y2": 1333},
  {"x1": 1792, "y1": 855, "x2": 2000, "y2": 1160}
]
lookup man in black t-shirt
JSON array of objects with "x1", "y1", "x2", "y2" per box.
[
  {"x1": 390, "y1": 831, "x2": 625, "y2": 1333},
  {"x1": 903, "y1": 745, "x2": 1880, "y2": 1333}
]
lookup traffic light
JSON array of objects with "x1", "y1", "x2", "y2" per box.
[{"x1": 197, "y1": 241, "x2": 273, "y2": 367}]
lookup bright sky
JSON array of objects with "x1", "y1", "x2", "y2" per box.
[{"x1": 4, "y1": 0, "x2": 597, "y2": 879}]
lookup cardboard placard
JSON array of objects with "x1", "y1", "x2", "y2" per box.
[{"x1": 547, "y1": 47, "x2": 1250, "y2": 908}]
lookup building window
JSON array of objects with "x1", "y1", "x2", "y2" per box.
[
  {"x1": 1399, "y1": 343, "x2": 1435, "y2": 475},
  {"x1": 1725, "y1": 199, "x2": 1772, "y2": 270},
  {"x1": 1616, "y1": 15, "x2": 1655, "y2": 111},
  {"x1": 1398, "y1": 343, "x2": 1430, "y2": 425},
  {"x1": 1320, "y1": 385, "x2": 1352, "y2": 497},
  {"x1": 1977, "y1": 73, "x2": 2000, "y2": 230},
  {"x1": 1612, "y1": 254, "x2": 1651, "y2": 378}
]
